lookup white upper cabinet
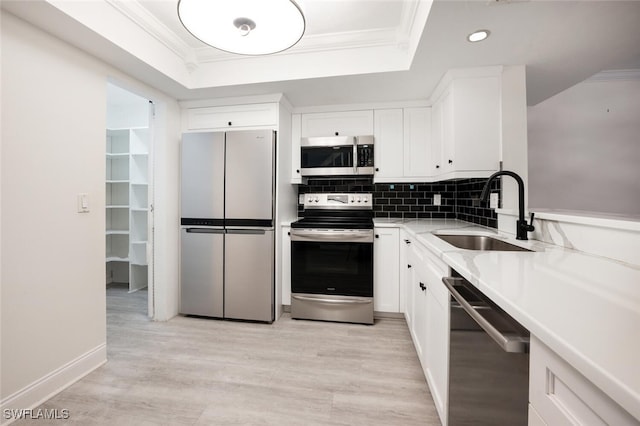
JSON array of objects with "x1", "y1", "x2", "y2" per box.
[
  {"x1": 373, "y1": 109, "x2": 404, "y2": 179},
  {"x1": 291, "y1": 113, "x2": 302, "y2": 183},
  {"x1": 403, "y1": 107, "x2": 432, "y2": 178},
  {"x1": 431, "y1": 72, "x2": 501, "y2": 178},
  {"x1": 300, "y1": 110, "x2": 374, "y2": 137},
  {"x1": 184, "y1": 103, "x2": 278, "y2": 131},
  {"x1": 372, "y1": 107, "x2": 432, "y2": 183}
]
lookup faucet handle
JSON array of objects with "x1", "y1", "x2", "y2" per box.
[{"x1": 526, "y1": 212, "x2": 535, "y2": 232}]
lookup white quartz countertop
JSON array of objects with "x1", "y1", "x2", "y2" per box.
[{"x1": 374, "y1": 218, "x2": 640, "y2": 420}]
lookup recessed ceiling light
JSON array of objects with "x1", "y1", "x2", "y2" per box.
[
  {"x1": 177, "y1": 0, "x2": 306, "y2": 56},
  {"x1": 467, "y1": 30, "x2": 490, "y2": 43}
]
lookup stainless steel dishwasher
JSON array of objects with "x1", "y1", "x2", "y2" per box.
[{"x1": 442, "y1": 273, "x2": 530, "y2": 425}]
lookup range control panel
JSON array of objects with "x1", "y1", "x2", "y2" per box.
[{"x1": 303, "y1": 193, "x2": 373, "y2": 209}]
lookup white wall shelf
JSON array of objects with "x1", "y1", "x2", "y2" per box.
[{"x1": 106, "y1": 127, "x2": 149, "y2": 292}]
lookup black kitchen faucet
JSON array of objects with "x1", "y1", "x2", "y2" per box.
[{"x1": 480, "y1": 170, "x2": 535, "y2": 240}]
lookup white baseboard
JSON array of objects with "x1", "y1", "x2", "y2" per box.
[{"x1": 0, "y1": 343, "x2": 106, "y2": 426}]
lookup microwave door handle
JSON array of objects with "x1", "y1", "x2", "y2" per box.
[{"x1": 353, "y1": 138, "x2": 358, "y2": 174}]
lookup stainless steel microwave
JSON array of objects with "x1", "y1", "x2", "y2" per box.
[{"x1": 300, "y1": 135, "x2": 374, "y2": 177}]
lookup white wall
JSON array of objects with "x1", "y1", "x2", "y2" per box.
[
  {"x1": 0, "y1": 10, "x2": 181, "y2": 415},
  {"x1": 528, "y1": 72, "x2": 640, "y2": 217}
]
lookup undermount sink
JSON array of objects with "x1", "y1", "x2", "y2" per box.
[{"x1": 434, "y1": 234, "x2": 532, "y2": 252}]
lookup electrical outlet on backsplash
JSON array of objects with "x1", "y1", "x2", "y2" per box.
[{"x1": 297, "y1": 177, "x2": 501, "y2": 228}]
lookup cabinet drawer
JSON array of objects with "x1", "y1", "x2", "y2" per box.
[
  {"x1": 185, "y1": 103, "x2": 277, "y2": 130},
  {"x1": 529, "y1": 336, "x2": 638, "y2": 426}
]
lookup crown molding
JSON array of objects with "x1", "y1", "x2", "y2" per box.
[
  {"x1": 195, "y1": 27, "x2": 405, "y2": 63},
  {"x1": 105, "y1": 0, "x2": 194, "y2": 65}
]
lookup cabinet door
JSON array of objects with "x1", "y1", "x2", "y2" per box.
[
  {"x1": 373, "y1": 227, "x2": 400, "y2": 312},
  {"x1": 424, "y1": 258, "x2": 449, "y2": 424},
  {"x1": 441, "y1": 90, "x2": 455, "y2": 174},
  {"x1": 373, "y1": 109, "x2": 404, "y2": 180},
  {"x1": 185, "y1": 103, "x2": 278, "y2": 131},
  {"x1": 430, "y1": 100, "x2": 443, "y2": 174},
  {"x1": 450, "y1": 76, "x2": 500, "y2": 172},
  {"x1": 399, "y1": 231, "x2": 412, "y2": 315},
  {"x1": 403, "y1": 107, "x2": 432, "y2": 178},
  {"x1": 281, "y1": 226, "x2": 292, "y2": 306},
  {"x1": 301, "y1": 110, "x2": 374, "y2": 137},
  {"x1": 529, "y1": 336, "x2": 638, "y2": 426},
  {"x1": 290, "y1": 114, "x2": 302, "y2": 183},
  {"x1": 412, "y1": 260, "x2": 429, "y2": 369},
  {"x1": 403, "y1": 240, "x2": 416, "y2": 328}
]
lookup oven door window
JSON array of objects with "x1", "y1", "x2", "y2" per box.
[
  {"x1": 291, "y1": 240, "x2": 373, "y2": 297},
  {"x1": 301, "y1": 146, "x2": 353, "y2": 168}
]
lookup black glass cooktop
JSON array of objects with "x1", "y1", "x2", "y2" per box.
[{"x1": 291, "y1": 210, "x2": 373, "y2": 230}]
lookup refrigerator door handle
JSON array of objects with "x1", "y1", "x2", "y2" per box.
[
  {"x1": 185, "y1": 228, "x2": 225, "y2": 234},
  {"x1": 226, "y1": 229, "x2": 267, "y2": 235}
]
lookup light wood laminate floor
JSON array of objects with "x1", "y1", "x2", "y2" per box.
[{"x1": 15, "y1": 285, "x2": 439, "y2": 425}]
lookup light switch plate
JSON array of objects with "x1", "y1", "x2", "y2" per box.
[
  {"x1": 77, "y1": 193, "x2": 90, "y2": 213},
  {"x1": 490, "y1": 193, "x2": 499, "y2": 209},
  {"x1": 433, "y1": 194, "x2": 441, "y2": 206}
]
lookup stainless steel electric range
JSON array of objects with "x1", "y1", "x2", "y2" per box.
[{"x1": 290, "y1": 193, "x2": 374, "y2": 325}]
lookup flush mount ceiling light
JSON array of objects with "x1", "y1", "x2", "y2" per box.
[
  {"x1": 467, "y1": 30, "x2": 490, "y2": 43},
  {"x1": 177, "y1": 0, "x2": 306, "y2": 56}
]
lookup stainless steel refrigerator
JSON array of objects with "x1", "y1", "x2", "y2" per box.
[{"x1": 180, "y1": 130, "x2": 275, "y2": 322}]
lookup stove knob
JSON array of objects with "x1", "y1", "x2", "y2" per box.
[
  {"x1": 350, "y1": 199, "x2": 355, "y2": 203},
  {"x1": 364, "y1": 198, "x2": 369, "y2": 203},
  {"x1": 357, "y1": 197, "x2": 362, "y2": 203}
]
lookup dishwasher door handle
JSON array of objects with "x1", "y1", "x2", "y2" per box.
[{"x1": 442, "y1": 277, "x2": 529, "y2": 353}]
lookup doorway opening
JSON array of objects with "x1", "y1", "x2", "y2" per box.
[{"x1": 106, "y1": 82, "x2": 154, "y2": 318}]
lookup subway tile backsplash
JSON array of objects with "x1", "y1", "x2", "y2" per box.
[{"x1": 298, "y1": 177, "x2": 500, "y2": 228}]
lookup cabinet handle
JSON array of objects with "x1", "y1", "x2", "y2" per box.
[
  {"x1": 228, "y1": 121, "x2": 232, "y2": 126},
  {"x1": 375, "y1": 168, "x2": 379, "y2": 172},
  {"x1": 448, "y1": 159, "x2": 453, "y2": 164},
  {"x1": 407, "y1": 264, "x2": 412, "y2": 269},
  {"x1": 419, "y1": 282, "x2": 426, "y2": 291},
  {"x1": 436, "y1": 165, "x2": 440, "y2": 169},
  {"x1": 296, "y1": 169, "x2": 300, "y2": 173},
  {"x1": 404, "y1": 239, "x2": 411, "y2": 244},
  {"x1": 335, "y1": 132, "x2": 339, "y2": 136},
  {"x1": 375, "y1": 234, "x2": 379, "y2": 238},
  {"x1": 287, "y1": 231, "x2": 291, "y2": 236}
]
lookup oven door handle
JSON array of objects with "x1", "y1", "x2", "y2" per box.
[
  {"x1": 290, "y1": 229, "x2": 374, "y2": 243},
  {"x1": 442, "y1": 277, "x2": 529, "y2": 354},
  {"x1": 292, "y1": 295, "x2": 373, "y2": 305}
]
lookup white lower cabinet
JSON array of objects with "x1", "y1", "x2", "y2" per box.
[
  {"x1": 424, "y1": 256, "x2": 449, "y2": 424},
  {"x1": 399, "y1": 232, "x2": 450, "y2": 425},
  {"x1": 281, "y1": 225, "x2": 292, "y2": 308},
  {"x1": 373, "y1": 227, "x2": 400, "y2": 312},
  {"x1": 529, "y1": 336, "x2": 639, "y2": 426},
  {"x1": 410, "y1": 252, "x2": 428, "y2": 363}
]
